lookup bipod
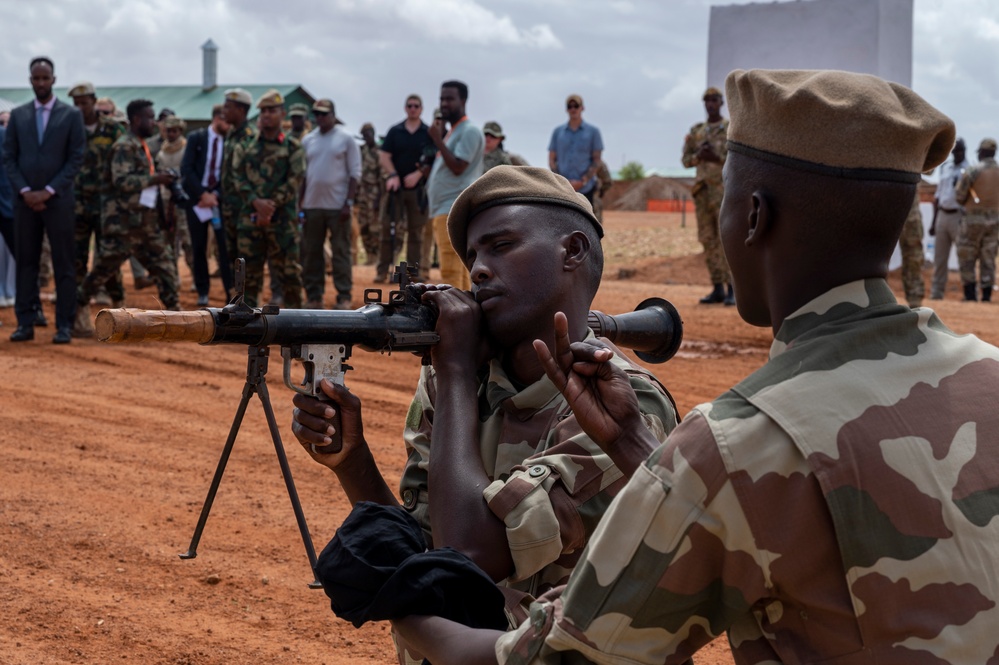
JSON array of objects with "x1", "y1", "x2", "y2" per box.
[{"x1": 179, "y1": 260, "x2": 322, "y2": 589}]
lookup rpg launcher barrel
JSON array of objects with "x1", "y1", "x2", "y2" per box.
[{"x1": 96, "y1": 262, "x2": 682, "y2": 452}]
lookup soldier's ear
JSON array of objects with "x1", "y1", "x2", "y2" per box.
[
  {"x1": 562, "y1": 230, "x2": 590, "y2": 272},
  {"x1": 746, "y1": 190, "x2": 771, "y2": 247}
]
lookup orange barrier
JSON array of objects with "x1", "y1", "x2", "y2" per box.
[{"x1": 647, "y1": 198, "x2": 694, "y2": 213}]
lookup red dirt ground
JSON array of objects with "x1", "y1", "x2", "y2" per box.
[{"x1": 1, "y1": 211, "x2": 995, "y2": 664}]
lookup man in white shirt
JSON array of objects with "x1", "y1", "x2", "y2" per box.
[
  {"x1": 929, "y1": 138, "x2": 969, "y2": 300},
  {"x1": 300, "y1": 99, "x2": 361, "y2": 310}
]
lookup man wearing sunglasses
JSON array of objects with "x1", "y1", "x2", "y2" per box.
[{"x1": 547, "y1": 94, "x2": 604, "y2": 207}]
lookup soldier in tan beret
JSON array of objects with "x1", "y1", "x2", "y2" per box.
[
  {"x1": 683, "y1": 85, "x2": 733, "y2": 305},
  {"x1": 292, "y1": 165, "x2": 679, "y2": 664},
  {"x1": 385, "y1": 70, "x2": 999, "y2": 665},
  {"x1": 955, "y1": 137, "x2": 999, "y2": 301}
]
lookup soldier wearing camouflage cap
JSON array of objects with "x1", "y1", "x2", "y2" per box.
[
  {"x1": 683, "y1": 85, "x2": 733, "y2": 305},
  {"x1": 955, "y1": 137, "x2": 999, "y2": 301},
  {"x1": 287, "y1": 102, "x2": 310, "y2": 141},
  {"x1": 389, "y1": 70, "x2": 999, "y2": 665},
  {"x1": 219, "y1": 87, "x2": 257, "y2": 266},
  {"x1": 230, "y1": 88, "x2": 305, "y2": 309},
  {"x1": 293, "y1": 165, "x2": 679, "y2": 665},
  {"x1": 67, "y1": 81, "x2": 127, "y2": 334}
]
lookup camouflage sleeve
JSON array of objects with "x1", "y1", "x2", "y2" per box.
[
  {"x1": 496, "y1": 407, "x2": 767, "y2": 665},
  {"x1": 954, "y1": 167, "x2": 976, "y2": 205},
  {"x1": 272, "y1": 141, "x2": 306, "y2": 209},
  {"x1": 681, "y1": 125, "x2": 699, "y2": 168},
  {"x1": 230, "y1": 139, "x2": 253, "y2": 204},
  {"x1": 399, "y1": 366, "x2": 436, "y2": 545},
  {"x1": 482, "y1": 367, "x2": 678, "y2": 585},
  {"x1": 110, "y1": 139, "x2": 154, "y2": 194}
]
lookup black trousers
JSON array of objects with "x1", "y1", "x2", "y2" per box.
[
  {"x1": 185, "y1": 207, "x2": 233, "y2": 298},
  {"x1": 13, "y1": 197, "x2": 76, "y2": 329},
  {"x1": 0, "y1": 214, "x2": 14, "y2": 258}
]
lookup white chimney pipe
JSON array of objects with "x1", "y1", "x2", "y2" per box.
[{"x1": 202, "y1": 39, "x2": 218, "y2": 92}]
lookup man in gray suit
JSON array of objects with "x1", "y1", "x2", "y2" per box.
[{"x1": 2, "y1": 56, "x2": 86, "y2": 343}]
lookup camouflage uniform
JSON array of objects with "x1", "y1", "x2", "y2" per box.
[
  {"x1": 220, "y1": 120, "x2": 258, "y2": 263},
  {"x1": 400, "y1": 333, "x2": 678, "y2": 637},
  {"x1": 78, "y1": 133, "x2": 179, "y2": 309},
  {"x1": 498, "y1": 279, "x2": 999, "y2": 665},
  {"x1": 231, "y1": 131, "x2": 305, "y2": 308},
  {"x1": 899, "y1": 192, "x2": 925, "y2": 306},
  {"x1": 590, "y1": 161, "x2": 614, "y2": 224},
  {"x1": 682, "y1": 118, "x2": 730, "y2": 285},
  {"x1": 357, "y1": 143, "x2": 382, "y2": 263},
  {"x1": 955, "y1": 157, "x2": 999, "y2": 299},
  {"x1": 484, "y1": 147, "x2": 513, "y2": 172},
  {"x1": 74, "y1": 115, "x2": 126, "y2": 303}
]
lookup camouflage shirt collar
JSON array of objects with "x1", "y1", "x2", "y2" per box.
[
  {"x1": 484, "y1": 329, "x2": 598, "y2": 419},
  {"x1": 771, "y1": 278, "x2": 899, "y2": 358}
]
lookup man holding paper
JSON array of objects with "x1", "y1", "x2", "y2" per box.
[{"x1": 76, "y1": 99, "x2": 181, "y2": 332}]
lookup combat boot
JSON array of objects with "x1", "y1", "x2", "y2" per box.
[
  {"x1": 724, "y1": 284, "x2": 736, "y2": 307},
  {"x1": 963, "y1": 283, "x2": 978, "y2": 302},
  {"x1": 699, "y1": 283, "x2": 726, "y2": 304},
  {"x1": 983, "y1": 286, "x2": 993, "y2": 302},
  {"x1": 72, "y1": 304, "x2": 95, "y2": 338}
]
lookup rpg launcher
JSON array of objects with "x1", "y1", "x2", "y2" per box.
[
  {"x1": 94, "y1": 260, "x2": 682, "y2": 585},
  {"x1": 96, "y1": 261, "x2": 683, "y2": 453}
]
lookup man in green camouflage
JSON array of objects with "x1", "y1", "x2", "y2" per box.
[
  {"x1": 590, "y1": 161, "x2": 613, "y2": 224},
  {"x1": 292, "y1": 166, "x2": 679, "y2": 664},
  {"x1": 955, "y1": 137, "x2": 999, "y2": 302},
  {"x1": 219, "y1": 88, "x2": 257, "y2": 267},
  {"x1": 231, "y1": 89, "x2": 305, "y2": 308},
  {"x1": 287, "y1": 103, "x2": 309, "y2": 142},
  {"x1": 390, "y1": 70, "x2": 999, "y2": 665},
  {"x1": 682, "y1": 87, "x2": 734, "y2": 306},
  {"x1": 76, "y1": 99, "x2": 181, "y2": 332},
  {"x1": 357, "y1": 122, "x2": 382, "y2": 265},
  {"x1": 899, "y1": 191, "x2": 926, "y2": 307},
  {"x1": 68, "y1": 81, "x2": 126, "y2": 333}
]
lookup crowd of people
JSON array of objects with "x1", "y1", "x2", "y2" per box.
[{"x1": 0, "y1": 57, "x2": 615, "y2": 343}]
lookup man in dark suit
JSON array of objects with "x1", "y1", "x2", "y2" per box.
[
  {"x1": 181, "y1": 103, "x2": 233, "y2": 306},
  {"x1": 1, "y1": 57, "x2": 85, "y2": 343}
]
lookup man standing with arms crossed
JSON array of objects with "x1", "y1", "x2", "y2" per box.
[
  {"x1": 300, "y1": 98, "x2": 360, "y2": 310},
  {"x1": 376, "y1": 94, "x2": 432, "y2": 284},
  {"x1": 426, "y1": 80, "x2": 484, "y2": 290},
  {"x1": 928, "y1": 138, "x2": 968, "y2": 300},
  {"x1": 682, "y1": 87, "x2": 734, "y2": 306},
  {"x1": 3, "y1": 56, "x2": 85, "y2": 343}
]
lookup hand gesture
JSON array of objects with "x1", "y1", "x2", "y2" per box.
[
  {"x1": 427, "y1": 120, "x2": 443, "y2": 146},
  {"x1": 534, "y1": 313, "x2": 657, "y2": 476},
  {"x1": 292, "y1": 380, "x2": 366, "y2": 470}
]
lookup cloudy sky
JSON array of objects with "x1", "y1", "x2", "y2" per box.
[{"x1": 1, "y1": 0, "x2": 997, "y2": 175}]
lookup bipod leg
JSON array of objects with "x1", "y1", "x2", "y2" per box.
[
  {"x1": 256, "y1": 377, "x2": 323, "y2": 588},
  {"x1": 179, "y1": 346, "x2": 262, "y2": 560}
]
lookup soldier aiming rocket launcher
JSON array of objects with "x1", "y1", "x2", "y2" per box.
[{"x1": 95, "y1": 260, "x2": 684, "y2": 586}]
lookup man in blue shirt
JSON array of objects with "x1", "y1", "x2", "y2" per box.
[{"x1": 548, "y1": 94, "x2": 604, "y2": 204}]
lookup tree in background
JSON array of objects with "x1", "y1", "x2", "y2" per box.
[{"x1": 619, "y1": 161, "x2": 646, "y2": 181}]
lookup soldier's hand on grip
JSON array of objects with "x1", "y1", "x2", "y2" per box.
[{"x1": 292, "y1": 380, "x2": 366, "y2": 470}]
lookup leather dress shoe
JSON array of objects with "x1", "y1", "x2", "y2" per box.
[
  {"x1": 10, "y1": 326, "x2": 35, "y2": 342},
  {"x1": 34, "y1": 308, "x2": 49, "y2": 327},
  {"x1": 52, "y1": 327, "x2": 72, "y2": 344}
]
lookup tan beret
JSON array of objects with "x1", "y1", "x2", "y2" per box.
[
  {"x1": 256, "y1": 89, "x2": 285, "y2": 109},
  {"x1": 447, "y1": 166, "x2": 602, "y2": 262},
  {"x1": 979, "y1": 138, "x2": 997, "y2": 152},
  {"x1": 68, "y1": 81, "x2": 96, "y2": 98},
  {"x1": 725, "y1": 69, "x2": 955, "y2": 181},
  {"x1": 702, "y1": 86, "x2": 723, "y2": 100},
  {"x1": 224, "y1": 88, "x2": 253, "y2": 106}
]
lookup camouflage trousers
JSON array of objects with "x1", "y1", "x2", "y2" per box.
[
  {"x1": 957, "y1": 215, "x2": 999, "y2": 288},
  {"x1": 75, "y1": 204, "x2": 124, "y2": 302},
  {"x1": 236, "y1": 215, "x2": 303, "y2": 309},
  {"x1": 694, "y1": 187, "x2": 730, "y2": 284},
  {"x1": 79, "y1": 209, "x2": 179, "y2": 309},
  {"x1": 899, "y1": 201, "x2": 925, "y2": 305},
  {"x1": 356, "y1": 187, "x2": 380, "y2": 263}
]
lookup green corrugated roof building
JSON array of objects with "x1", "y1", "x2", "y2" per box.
[{"x1": 0, "y1": 84, "x2": 315, "y2": 128}]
